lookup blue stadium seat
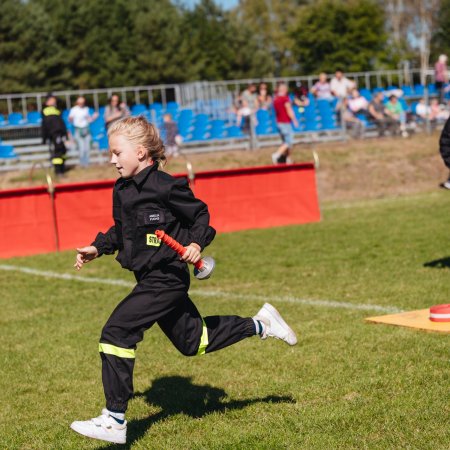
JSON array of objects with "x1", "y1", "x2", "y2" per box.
[
  {"x1": 27, "y1": 111, "x2": 42, "y2": 125},
  {"x1": 226, "y1": 125, "x2": 244, "y2": 138},
  {"x1": 255, "y1": 122, "x2": 273, "y2": 135},
  {"x1": 360, "y1": 88, "x2": 372, "y2": 101},
  {"x1": 166, "y1": 101, "x2": 179, "y2": 113},
  {"x1": 399, "y1": 97, "x2": 409, "y2": 111},
  {"x1": 427, "y1": 84, "x2": 437, "y2": 95},
  {"x1": 304, "y1": 117, "x2": 319, "y2": 131},
  {"x1": 131, "y1": 104, "x2": 147, "y2": 115},
  {"x1": 8, "y1": 113, "x2": 25, "y2": 126},
  {"x1": 89, "y1": 118, "x2": 105, "y2": 140},
  {"x1": 0, "y1": 115, "x2": 6, "y2": 127},
  {"x1": 191, "y1": 124, "x2": 208, "y2": 141},
  {"x1": 209, "y1": 119, "x2": 225, "y2": 139},
  {"x1": 414, "y1": 84, "x2": 425, "y2": 96},
  {"x1": 401, "y1": 85, "x2": 414, "y2": 97},
  {"x1": 178, "y1": 109, "x2": 193, "y2": 122},
  {"x1": 256, "y1": 109, "x2": 270, "y2": 125},
  {"x1": 193, "y1": 114, "x2": 209, "y2": 127},
  {"x1": 149, "y1": 102, "x2": 163, "y2": 111},
  {"x1": 0, "y1": 145, "x2": 18, "y2": 159},
  {"x1": 97, "y1": 135, "x2": 109, "y2": 151}
]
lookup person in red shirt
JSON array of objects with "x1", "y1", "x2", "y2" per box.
[{"x1": 271, "y1": 83, "x2": 299, "y2": 164}]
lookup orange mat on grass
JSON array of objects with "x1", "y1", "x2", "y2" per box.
[{"x1": 365, "y1": 309, "x2": 450, "y2": 334}]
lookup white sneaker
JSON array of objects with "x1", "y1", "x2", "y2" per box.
[
  {"x1": 254, "y1": 303, "x2": 297, "y2": 346},
  {"x1": 70, "y1": 409, "x2": 127, "y2": 444},
  {"x1": 443, "y1": 180, "x2": 450, "y2": 190},
  {"x1": 271, "y1": 152, "x2": 279, "y2": 164}
]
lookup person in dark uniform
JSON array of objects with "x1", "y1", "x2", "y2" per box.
[
  {"x1": 70, "y1": 116, "x2": 297, "y2": 445},
  {"x1": 41, "y1": 94, "x2": 68, "y2": 176},
  {"x1": 439, "y1": 115, "x2": 450, "y2": 189}
]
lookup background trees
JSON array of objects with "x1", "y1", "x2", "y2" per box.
[{"x1": 0, "y1": 0, "x2": 447, "y2": 93}]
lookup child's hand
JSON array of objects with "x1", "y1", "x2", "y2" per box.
[
  {"x1": 74, "y1": 246, "x2": 99, "y2": 270},
  {"x1": 182, "y1": 243, "x2": 201, "y2": 264}
]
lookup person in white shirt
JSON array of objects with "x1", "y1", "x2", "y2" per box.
[
  {"x1": 311, "y1": 73, "x2": 333, "y2": 100},
  {"x1": 348, "y1": 89, "x2": 369, "y2": 115},
  {"x1": 330, "y1": 69, "x2": 355, "y2": 98},
  {"x1": 69, "y1": 96, "x2": 98, "y2": 166}
]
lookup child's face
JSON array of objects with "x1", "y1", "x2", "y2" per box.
[{"x1": 109, "y1": 133, "x2": 146, "y2": 179}]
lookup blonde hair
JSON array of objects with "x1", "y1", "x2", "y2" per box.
[{"x1": 108, "y1": 116, "x2": 166, "y2": 164}]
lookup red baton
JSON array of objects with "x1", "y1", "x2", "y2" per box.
[{"x1": 154, "y1": 230, "x2": 215, "y2": 280}]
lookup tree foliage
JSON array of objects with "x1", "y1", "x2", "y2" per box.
[
  {"x1": 2, "y1": 0, "x2": 449, "y2": 94},
  {"x1": 290, "y1": 0, "x2": 388, "y2": 74}
]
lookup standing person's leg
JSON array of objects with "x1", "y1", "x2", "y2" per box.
[
  {"x1": 50, "y1": 135, "x2": 65, "y2": 175},
  {"x1": 79, "y1": 132, "x2": 90, "y2": 167},
  {"x1": 84, "y1": 133, "x2": 91, "y2": 166},
  {"x1": 272, "y1": 123, "x2": 292, "y2": 164},
  {"x1": 74, "y1": 128, "x2": 83, "y2": 167},
  {"x1": 70, "y1": 283, "x2": 186, "y2": 443}
]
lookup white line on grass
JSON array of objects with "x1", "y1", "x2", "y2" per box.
[{"x1": 0, "y1": 264, "x2": 402, "y2": 314}]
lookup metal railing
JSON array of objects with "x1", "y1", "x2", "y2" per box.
[
  {"x1": 0, "y1": 84, "x2": 181, "y2": 117},
  {"x1": 0, "y1": 68, "x2": 435, "y2": 117}
]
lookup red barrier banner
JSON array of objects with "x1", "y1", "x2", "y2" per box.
[{"x1": 0, "y1": 163, "x2": 320, "y2": 259}]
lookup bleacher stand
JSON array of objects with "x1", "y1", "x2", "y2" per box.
[{"x1": 1, "y1": 77, "x2": 450, "y2": 172}]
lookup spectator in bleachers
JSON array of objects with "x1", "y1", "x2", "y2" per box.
[
  {"x1": 415, "y1": 98, "x2": 449, "y2": 128},
  {"x1": 41, "y1": 94, "x2": 68, "y2": 176},
  {"x1": 161, "y1": 113, "x2": 181, "y2": 159},
  {"x1": 415, "y1": 98, "x2": 431, "y2": 120},
  {"x1": 69, "y1": 96, "x2": 98, "y2": 167},
  {"x1": 330, "y1": 69, "x2": 355, "y2": 98},
  {"x1": 104, "y1": 94, "x2": 130, "y2": 129},
  {"x1": 311, "y1": 73, "x2": 333, "y2": 100},
  {"x1": 336, "y1": 97, "x2": 365, "y2": 138},
  {"x1": 431, "y1": 98, "x2": 450, "y2": 123},
  {"x1": 368, "y1": 92, "x2": 397, "y2": 136},
  {"x1": 434, "y1": 54, "x2": 448, "y2": 104},
  {"x1": 241, "y1": 83, "x2": 259, "y2": 112},
  {"x1": 385, "y1": 95, "x2": 408, "y2": 137},
  {"x1": 236, "y1": 99, "x2": 252, "y2": 135},
  {"x1": 293, "y1": 81, "x2": 310, "y2": 112},
  {"x1": 348, "y1": 89, "x2": 369, "y2": 116},
  {"x1": 257, "y1": 83, "x2": 272, "y2": 110},
  {"x1": 271, "y1": 82, "x2": 299, "y2": 164}
]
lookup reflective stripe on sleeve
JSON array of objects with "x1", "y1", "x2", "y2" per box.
[
  {"x1": 197, "y1": 319, "x2": 209, "y2": 355},
  {"x1": 99, "y1": 343, "x2": 135, "y2": 359}
]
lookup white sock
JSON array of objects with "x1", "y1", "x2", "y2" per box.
[
  {"x1": 108, "y1": 410, "x2": 125, "y2": 424},
  {"x1": 252, "y1": 318, "x2": 266, "y2": 335}
]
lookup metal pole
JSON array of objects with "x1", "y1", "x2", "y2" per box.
[{"x1": 424, "y1": 84, "x2": 431, "y2": 134}]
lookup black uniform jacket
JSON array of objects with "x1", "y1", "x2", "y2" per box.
[
  {"x1": 41, "y1": 106, "x2": 67, "y2": 144},
  {"x1": 439, "y1": 116, "x2": 450, "y2": 169},
  {"x1": 92, "y1": 164, "x2": 216, "y2": 286}
]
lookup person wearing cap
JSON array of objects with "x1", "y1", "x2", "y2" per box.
[{"x1": 41, "y1": 94, "x2": 68, "y2": 176}]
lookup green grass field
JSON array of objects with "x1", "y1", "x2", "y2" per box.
[{"x1": 1, "y1": 191, "x2": 449, "y2": 449}]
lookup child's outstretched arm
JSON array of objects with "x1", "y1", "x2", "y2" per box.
[{"x1": 74, "y1": 246, "x2": 99, "y2": 270}]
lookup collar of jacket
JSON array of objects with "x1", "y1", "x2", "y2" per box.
[{"x1": 131, "y1": 162, "x2": 158, "y2": 187}]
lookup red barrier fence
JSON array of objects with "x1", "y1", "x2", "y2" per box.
[{"x1": 0, "y1": 163, "x2": 320, "y2": 259}]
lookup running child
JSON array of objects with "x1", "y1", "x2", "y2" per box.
[{"x1": 70, "y1": 116, "x2": 297, "y2": 445}]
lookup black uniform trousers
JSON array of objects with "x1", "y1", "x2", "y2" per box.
[
  {"x1": 49, "y1": 134, "x2": 67, "y2": 175},
  {"x1": 99, "y1": 276, "x2": 256, "y2": 412}
]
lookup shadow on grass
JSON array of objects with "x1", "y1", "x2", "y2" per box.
[
  {"x1": 102, "y1": 375, "x2": 295, "y2": 449},
  {"x1": 423, "y1": 257, "x2": 450, "y2": 269}
]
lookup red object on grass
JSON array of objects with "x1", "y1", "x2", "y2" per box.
[
  {"x1": 154, "y1": 230, "x2": 203, "y2": 270},
  {"x1": 429, "y1": 304, "x2": 450, "y2": 322}
]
